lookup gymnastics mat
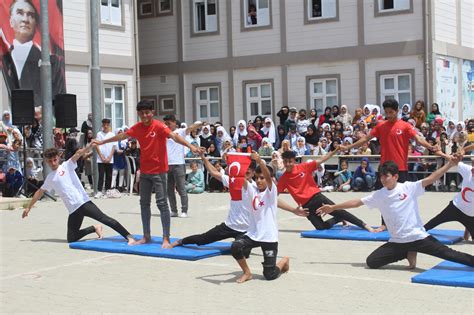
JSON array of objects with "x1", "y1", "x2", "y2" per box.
[
  {"x1": 300, "y1": 226, "x2": 464, "y2": 245},
  {"x1": 69, "y1": 235, "x2": 231, "y2": 261},
  {"x1": 411, "y1": 261, "x2": 474, "y2": 288}
]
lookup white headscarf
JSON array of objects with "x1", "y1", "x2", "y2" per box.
[
  {"x1": 321, "y1": 123, "x2": 331, "y2": 131},
  {"x1": 233, "y1": 120, "x2": 248, "y2": 145},
  {"x1": 260, "y1": 117, "x2": 276, "y2": 144},
  {"x1": 201, "y1": 125, "x2": 211, "y2": 139},
  {"x1": 315, "y1": 163, "x2": 325, "y2": 186}
]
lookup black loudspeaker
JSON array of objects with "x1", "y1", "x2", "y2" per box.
[
  {"x1": 55, "y1": 94, "x2": 77, "y2": 128},
  {"x1": 11, "y1": 89, "x2": 34, "y2": 126}
]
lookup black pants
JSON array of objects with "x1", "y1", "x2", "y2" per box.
[
  {"x1": 231, "y1": 235, "x2": 280, "y2": 281},
  {"x1": 424, "y1": 201, "x2": 474, "y2": 236},
  {"x1": 303, "y1": 192, "x2": 367, "y2": 230},
  {"x1": 98, "y1": 163, "x2": 113, "y2": 192},
  {"x1": 67, "y1": 201, "x2": 131, "y2": 243},
  {"x1": 366, "y1": 235, "x2": 474, "y2": 269},
  {"x1": 181, "y1": 222, "x2": 244, "y2": 246},
  {"x1": 377, "y1": 171, "x2": 408, "y2": 225}
]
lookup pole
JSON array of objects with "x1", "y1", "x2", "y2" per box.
[
  {"x1": 40, "y1": 0, "x2": 53, "y2": 176},
  {"x1": 90, "y1": 0, "x2": 101, "y2": 195}
]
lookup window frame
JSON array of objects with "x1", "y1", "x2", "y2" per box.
[
  {"x1": 374, "y1": 0, "x2": 413, "y2": 17},
  {"x1": 192, "y1": 83, "x2": 222, "y2": 123},
  {"x1": 157, "y1": 94, "x2": 177, "y2": 115},
  {"x1": 304, "y1": 0, "x2": 339, "y2": 25},
  {"x1": 156, "y1": 0, "x2": 174, "y2": 17},
  {"x1": 306, "y1": 74, "x2": 341, "y2": 115},
  {"x1": 376, "y1": 69, "x2": 415, "y2": 106},
  {"x1": 137, "y1": 0, "x2": 155, "y2": 19},
  {"x1": 99, "y1": 0, "x2": 125, "y2": 31},
  {"x1": 242, "y1": 79, "x2": 275, "y2": 120},
  {"x1": 103, "y1": 83, "x2": 127, "y2": 131},
  {"x1": 190, "y1": 0, "x2": 220, "y2": 37},
  {"x1": 240, "y1": 0, "x2": 273, "y2": 32}
]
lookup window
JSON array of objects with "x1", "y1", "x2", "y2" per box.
[
  {"x1": 192, "y1": 0, "x2": 218, "y2": 34},
  {"x1": 380, "y1": 73, "x2": 412, "y2": 106},
  {"x1": 196, "y1": 86, "x2": 220, "y2": 121},
  {"x1": 100, "y1": 0, "x2": 122, "y2": 26},
  {"x1": 104, "y1": 85, "x2": 125, "y2": 131},
  {"x1": 157, "y1": 95, "x2": 176, "y2": 115},
  {"x1": 138, "y1": 0, "x2": 154, "y2": 18},
  {"x1": 243, "y1": 0, "x2": 270, "y2": 28},
  {"x1": 307, "y1": 0, "x2": 337, "y2": 20},
  {"x1": 309, "y1": 78, "x2": 338, "y2": 114},
  {"x1": 158, "y1": 0, "x2": 172, "y2": 14},
  {"x1": 375, "y1": 0, "x2": 412, "y2": 16},
  {"x1": 246, "y1": 83, "x2": 272, "y2": 119}
]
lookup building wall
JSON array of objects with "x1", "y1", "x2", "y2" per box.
[
  {"x1": 460, "y1": 0, "x2": 473, "y2": 48},
  {"x1": 434, "y1": 0, "x2": 457, "y2": 45},
  {"x1": 138, "y1": 14, "x2": 178, "y2": 64}
]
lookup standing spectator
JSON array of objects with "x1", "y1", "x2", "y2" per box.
[
  {"x1": 318, "y1": 107, "x2": 332, "y2": 127},
  {"x1": 284, "y1": 107, "x2": 298, "y2": 132},
  {"x1": 0, "y1": 132, "x2": 9, "y2": 173},
  {"x1": 296, "y1": 109, "x2": 310, "y2": 135},
  {"x1": 304, "y1": 125, "x2": 319, "y2": 153},
  {"x1": 309, "y1": 108, "x2": 318, "y2": 125},
  {"x1": 352, "y1": 158, "x2": 376, "y2": 192},
  {"x1": 335, "y1": 105, "x2": 352, "y2": 128},
  {"x1": 253, "y1": 116, "x2": 264, "y2": 132},
  {"x1": 332, "y1": 105, "x2": 340, "y2": 120},
  {"x1": 400, "y1": 103, "x2": 411, "y2": 121},
  {"x1": 53, "y1": 128, "x2": 65, "y2": 149},
  {"x1": 229, "y1": 126, "x2": 236, "y2": 141},
  {"x1": 233, "y1": 120, "x2": 248, "y2": 146},
  {"x1": 334, "y1": 159, "x2": 352, "y2": 192},
  {"x1": 258, "y1": 137, "x2": 274, "y2": 157},
  {"x1": 185, "y1": 161, "x2": 205, "y2": 194},
  {"x1": 247, "y1": 4, "x2": 257, "y2": 25},
  {"x1": 295, "y1": 136, "x2": 310, "y2": 156},
  {"x1": 185, "y1": 129, "x2": 201, "y2": 158},
  {"x1": 82, "y1": 130, "x2": 94, "y2": 189},
  {"x1": 94, "y1": 118, "x2": 116, "y2": 198},
  {"x1": 410, "y1": 100, "x2": 426, "y2": 129},
  {"x1": 467, "y1": 119, "x2": 474, "y2": 144},
  {"x1": 352, "y1": 107, "x2": 363, "y2": 126},
  {"x1": 277, "y1": 106, "x2": 290, "y2": 126},
  {"x1": 207, "y1": 160, "x2": 225, "y2": 192},
  {"x1": 4, "y1": 139, "x2": 22, "y2": 174},
  {"x1": 446, "y1": 119, "x2": 457, "y2": 139},
  {"x1": 270, "y1": 151, "x2": 285, "y2": 181},
  {"x1": 112, "y1": 128, "x2": 128, "y2": 192},
  {"x1": 247, "y1": 125, "x2": 262, "y2": 151},
  {"x1": 426, "y1": 103, "x2": 441, "y2": 125},
  {"x1": 260, "y1": 117, "x2": 276, "y2": 147},
  {"x1": 199, "y1": 124, "x2": 214, "y2": 150},
  {"x1": 275, "y1": 125, "x2": 286, "y2": 149},
  {"x1": 81, "y1": 113, "x2": 93, "y2": 134},
  {"x1": 217, "y1": 126, "x2": 231, "y2": 154}
]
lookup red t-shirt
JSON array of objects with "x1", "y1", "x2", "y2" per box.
[
  {"x1": 370, "y1": 120, "x2": 417, "y2": 171},
  {"x1": 126, "y1": 120, "x2": 171, "y2": 174},
  {"x1": 277, "y1": 160, "x2": 321, "y2": 206}
]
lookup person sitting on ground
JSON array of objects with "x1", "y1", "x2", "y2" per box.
[
  {"x1": 334, "y1": 159, "x2": 352, "y2": 192},
  {"x1": 317, "y1": 158, "x2": 474, "y2": 270},
  {"x1": 352, "y1": 157, "x2": 376, "y2": 192},
  {"x1": 22, "y1": 146, "x2": 137, "y2": 245},
  {"x1": 24, "y1": 157, "x2": 43, "y2": 196},
  {"x1": 207, "y1": 160, "x2": 225, "y2": 192},
  {"x1": 185, "y1": 161, "x2": 205, "y2": 194},
  {"x1": 3, "y1": 166, "x2": 23, "y2": 197}
]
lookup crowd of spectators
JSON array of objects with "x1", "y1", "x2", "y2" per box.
[{"x1": 0, "y1": 101, "x2": 473, "y2": 197}]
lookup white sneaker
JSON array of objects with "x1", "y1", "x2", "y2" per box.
[
  {"x1": 179, "y1": 212, "x2": 188, "y2": 218},
  {"x1": 94, "y1": 192, "x2": 104, "y2": 199},
  {"x1": 170, "y1": 211, "x2": 178, "y2": 217}
]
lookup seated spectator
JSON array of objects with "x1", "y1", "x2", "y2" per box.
[
  {"x1": 318, "y1": 106, "x2": 332, "y2": 127},
  {"x1": 467, "y1": 119, "x2": 474, "y2": 144},
  {"x1": 247, "y1": 125, "x2": 262, "y2": 150},
  {"x1": 275, "y1": 125, "x2": 286, "y2": 149},
  {"x1": 24, "y1": 157, "x2": 43, "y2": 196},
  {"x1": 0, "y1": 168, "x2": 5, "y2": 194},
  {"x1": 216, "y1": 126, "x2": 231, "y2": 154},
  {"x1": 258, "y1": 137, "x2": 274, "y2": 157},
  {"x1": 0, "y1": 132, "x2": 8, "y2": 171},
  {"x1": 295, "y1": 136, "x2": 310, "y2": 156},
  {"x1": 3, "y1": 166, "x2": 23, "y2": 197},
  {"x1": 313, "y1": 137, "x2": 329, "y2": 155},
  {"x1": 296, "y1": 109, "x2": 310, "y2": 135},
  {"x1": 4, "y1": 139, "x2": 22, "y2": 174},
  {"x1": 237, "y1": 136, "x2": 251, "y2": 153},
  {"x1": 329, "y1": 138, "x2": 341, "y2": 153},
  {"x1": 260, "y1": 117, "x2": 276, "y2": 146},
  {"x1": 410, "y1": 100, "x2": 426, "y2": 129},
  {"x1": 284, "y1": 107, "x2": 298, "y2": 132},
  {"x1": 314, "y1": 163, "x2": 334, "y2": 192},
  {"x1": 426, "y1": 102, "x2": 441, "y2": 125},
  {"x1": 352, "y1": 107, "x2": 363, "y2": 126},
  {"x1": 229, "y1": 125, "x2": 236, "y2": 141},
  {"x1": 278, "y1": 139, "x2": 292, "y2": 155},
  {"x1": 446, "y1": 119, "x2": 456, "y2": 139},
  {"x1": 270, "y1": 151, "x2": 285, "y2": 181},
  {"x1": 285, "y1": 124, "x2": 299, "y2": 150},
  {"x1": 304, "y1": 125, "x2": 319, "y2": 153},
  {"x1": 332, "y1": 105, "x2": 340, "y2": 121},
  {"x1": 221, "y1": 138, "x2": 236, "y2": 155},
  {"x1": 207, "y1": 160, "x2": 225, "y2": 192},
  {"x1": 361, "y1": 104, "x2": 373, "y2": 122},
  {"x1": 336, "y1": 104, "x2": 353, "y2": 128},
  {"x1": 233, "y1": 120, "x2": 247, "y2": 146},
  {"x1": 334, "y1": 159, "x2": 352, "y2": 192},
  {"x1": 356, "y1": 142, "x2": 372, "y2": 155},
  {"x1": 206, "y1": 142, "x2": 221, "y2": 157},
  {"x1": 186, "y1": 161, "x2": 204, "y2": 194},
  {"x1": 309, "y1": 108, "x2": 318, "y2": 125},
  {"x1": 352, "y1": 158, "x2": 376, "y2": 192}
]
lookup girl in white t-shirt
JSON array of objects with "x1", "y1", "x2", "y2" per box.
[{"x1": 317, "y1": 158, "x2": 474, "y2": 270}]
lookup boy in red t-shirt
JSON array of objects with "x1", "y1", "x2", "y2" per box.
[
  {"x1": 93, "y1": 100, "x2": 200, "y2": 248},
  {"x1": 277, "y1": 150, "x2": 374, "y2": 232}
]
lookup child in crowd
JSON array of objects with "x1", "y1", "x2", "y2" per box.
[
  {"x1": 334, "y1": 159, "x2": 352, "y2": 192},
  {"x1": 352, "y1": 157, "x2": 376, "y2": 192},
  {"x1": 185, "y1": 161, "x2": 205, "y2": 194}
]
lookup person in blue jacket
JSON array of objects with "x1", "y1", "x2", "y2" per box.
[{"x1": 352, "y1": 157, "x2": 376, "y2": 192}]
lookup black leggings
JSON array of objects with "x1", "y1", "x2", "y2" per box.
[
  {"x1": 231, "y1": 235, "x2": 280, "y2": 281},
  {"x1": 424, "y1": 201, "x2": 474, "y2": 236},
  {"x1": 303, "y1": 192, "x2": 367, "y2": 230},
  {"x1": 181, "y1": 222, "x2": 244, "y2": 246},
  {"x1": 366, "y1": 235, "x2": 474, "y2": 269},
  {"x1": 98, "y1": 163, "x2": 113, "y2": 192},
  {"x1": 67, "y1": 201, "x2": 131, "y2": 243}
]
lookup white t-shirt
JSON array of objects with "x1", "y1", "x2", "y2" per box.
[
  {"x1": 361, "y1": 181, "x2": 429, "y2": 243},
  {"x1": 453, "y1": 162, "x2": 474, "y2": 216},
  {"x1": 41, "y1": 160, "x2": 90, "y2": 214},
  {"x1": 167, "y1": 128, "x2": 187, "y2": 165},
  {"x1": 242, "y1": 182, "x2": 279, "y2": 242},
  {"x1": 221, "y1": 174, "x2": 250, "y2": 232},
  {"x1": 96, "y1": 131, "x2": 116, "y2": 163}
]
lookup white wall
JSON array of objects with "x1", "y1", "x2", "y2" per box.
[
  {"x1": 460, "y1": 0, "x2": 473, "y2": 48},
  {"x1": 364, "y1": 0, "x2": 423, "y2": 45},
  {"x1": 64, "y1": 65, "x2": 90, "y2": 125},
  {"x1": 63, "y1": 0, "x2": 89, "y2": 52},
  {"x1": 138, "y1": 15, "x2": 178, "y2": 64},
  {"x1": 286, "y1": 0, "x2": 358, "y2": 52},
  {"x1": 0, "y1": 74, "x2": 9, "y2": 113},
  {"x1": 434, "y1": 0, "x2": 457, "y2": 45}
]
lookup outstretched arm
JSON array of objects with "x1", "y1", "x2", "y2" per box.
[
  {"x1": 91, "y1": 132, "x2": 128, "y2": 146},
  {"x1": 22, "y1": 189, "x2": 46, "y2": 218},
  {"x1": 340, "y1": 134, "x2": 374, "y2": 152},
  {"x1": 460, "y1": 143, "x2": 474, "y2": 154},
  {"x1": 185, "y1": 122, "x2": 203, "y2": 135},
  {"x1": 421, "y1": 154, "x2": 460, "y2": 188},
  {"x1": 316, "y1": 149, "x2": 337, "y2": 165},
  {"x1": 316, "y1": 199, "x2": 364, "y2": 216},
  {"x1": 71, "y1": 143, "x2": 93, "y2": 163},
  {"x1": 168, "y1": 131, "x2": 200, "y2": 155},
  {"x1": 199, "y1": 149, "x2": 223, "y2": 181},
  {"x1": 277, "y1": 198, "x2": 309, "y2": 217},
  {"x1": 414, "y1": 134, "x2": 445, "y2": 158},
  {"x1": 252, "y1": 151, "x2": 273, "y2": 189}
]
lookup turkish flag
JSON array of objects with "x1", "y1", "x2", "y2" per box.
[{"x1": 226, "y1": 153, "x2": 251, "y2": 201}]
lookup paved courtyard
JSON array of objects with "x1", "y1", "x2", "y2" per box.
[{"x1": 1, "y1": 191, "x2": 472, "y2": 313}]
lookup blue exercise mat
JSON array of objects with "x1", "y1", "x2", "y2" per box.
[
  {"x1": 412, "y1": 261, "x2": 474, "y2": 288},
  {"x1": 300, "y1": 226, "x2": 464, "y2": 245},
  {"x1": 69, "y1": 235, "x2": 231, "y2": 261}
]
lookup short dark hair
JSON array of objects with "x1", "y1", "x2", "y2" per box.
[
  {"x1": 190, "y1": 161, "x2": 198, "y2": 167},
  {"x1": 44, "y1": 147, "x2": 60, "y2": 159},
  {"x1": 248, "y1": 160, "x2": 257, "y2": 171},
  {"x1": 281, "y1": 150, "x2": 297, "y2": 160},
  {"x1": 101, "y1": 118, "x2": 111, "y2": 124},
  {"x1": 256, "y1": 164, "x2": 274, "y2": 177},
  {"x1": 136, "y1": 100, "x2": 154, "y2": 111},
  {"x1": 382, "y1": 99, "x2": 399, "y2": 111},
  {"x1": 379, "y1": 161, "x2": 399, "y2": 176},
  {"x1": 163, "y1": 114, "x2": 176, "y2": 122}
]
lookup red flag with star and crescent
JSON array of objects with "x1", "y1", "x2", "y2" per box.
[{"x1": 226, "y1": 152, "x2": 252, "y2": 201}]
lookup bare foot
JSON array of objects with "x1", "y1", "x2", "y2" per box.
[
  {"x1": 134, "y1": 237, "x2": 151, "y2": 245},
  {"x1": 373, "y1": 225, "x2": 386, "y2": 233},
  {"x1": 280, "y1": 257, "x2": 290, "y2": 274},
  {"x1": 127, "y1": 236, "x2": 137, "y2": 245},
  {"x1": 407, "y1": 251, "x2": 417, "y2": 269},
  {"x1": 364, "y1": 224, "x2": 376, "y2": 233},
  {"x1": 169, "y1": 240, "x2": 181, "y2": 248},
  {"x1": 236, "y1": 273, "x2": 253, "y2": 283},
  {"x1": 464, "y1": 230, "x2": 471, "y2": 241},
  {"x1": 162, "y1": 237, "x2": 172, "y2": 249},
  {"x1": 94, "y1": 225, "x2": 104, "y2": 239}
]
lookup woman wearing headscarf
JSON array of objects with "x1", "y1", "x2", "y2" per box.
[
  {"x1": 318, "y1": 106, "x2": 333, "y2": 127},
  {"x1": 270, "y1": 151, "x2": 285, "y2": 181},
  {"x1": 260, "y1": 117, "x2": 276, "y2": 146},
  {"x1": 295, "y1": 136, "x2": 310, "y2": 156},
  {"x1": 2, "y1": 111, "x2": 13, "y2": 128},
  {"x1": 400, "y1": 103, "x2": 411, "y2": 121},
  {"x1": 352, "y1": 107, "x2": 363, "y2": 126},
  {"x1": 426, "y1": 102, "x2": 441, "y2": 125},
  {"x1": 216, "y1": 126, "x2": 231, "y2": 154},
  {"x1": 246, "y1": 125, "x2": 262, "y2": 150},
  {"x1": 304, "y1": 124, "x2": 319, "y2": 151},
  {"x1": 278, "y1": 139, "x2": 292, "y2": 155},
  {"x1": 361, "y1": 104, "x2": 373, "y2": 122},
  {"x1": 352, "y1": 157, "x2": 376, "y2": 192},
  {"x1": 258, "y1": 137, "x2": 274, "y2": 157},
  {"x1": 199, "y1": 124, "x2": 215, "y2": 150},
  {"x1": 446, "y1": 119, "x2": 457, "y2": 139},
  {"x1": 81, "y1": 113, "x2": 93, "y2": 134},
  {"x1": 233, "y1": 120, "x2": 248, "y2": 146},
  {"x1": 275, "y1": 125, "x2": 286, "y2": 150},
  {"x1": 335, "y1": 104, "x2": 353, "y2": 128},
  {"x1": 24, "y1": 157, "x2": 43, "y2": 196},
  {"x1": 332, "y1": 105, "x2": 340, "y2": 120}
]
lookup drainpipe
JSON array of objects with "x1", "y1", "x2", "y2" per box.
[
  {"x1": 132, "y1": 0, "x2": 141, "y2": 118},
  {"x1": 424, "y1": 0, "x2": 431, "y2": 106}
]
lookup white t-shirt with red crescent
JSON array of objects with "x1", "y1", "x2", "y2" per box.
[
  {"x1": 222, "y1": 174, "x2": 250, "y2": 232},
  {"x1": 453, "y1": 162, "x2": 474, "y2": 216}
]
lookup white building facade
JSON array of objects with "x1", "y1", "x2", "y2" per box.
[{"x1": 137, "y1": 0, "x2": 473, "y2": 127}]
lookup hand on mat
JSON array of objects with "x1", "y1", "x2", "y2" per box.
[
  {"x1": 293, "y1": 205, "x2": 309, "y2": 217},
  {"x1": 22, "y1": 208, "x2": 31, "y2": 218},
  {"x1": 316, "y1": 204, "x2": 334, "y2": 216}
]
